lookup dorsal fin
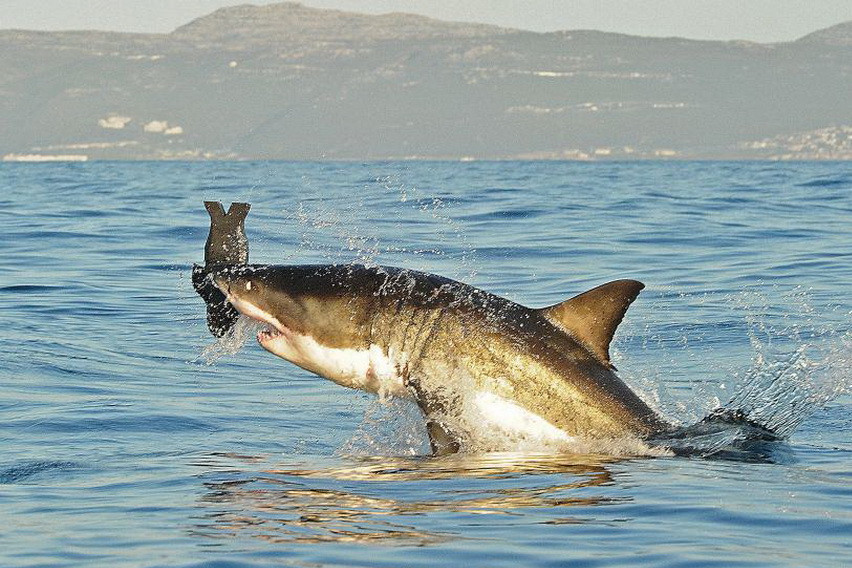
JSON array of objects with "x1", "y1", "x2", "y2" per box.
[{"x1": 537, "y1": 279, "x2": 644, "y2": 367}]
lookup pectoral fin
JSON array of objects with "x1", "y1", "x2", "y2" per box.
[
  {"x1": 426, "y1": 420, "x2": 461, "y2": 455},
  {"x1": 406, "y1": 374, "x2": 462, "y2": 455}
]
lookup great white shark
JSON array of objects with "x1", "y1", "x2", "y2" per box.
[{"x1": 193, "y1": 202, "x2": 778, "y2": 455}]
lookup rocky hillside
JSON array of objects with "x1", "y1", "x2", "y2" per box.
[{"x1": 1, "y1": 2, "x2": 849, "y2": 160}]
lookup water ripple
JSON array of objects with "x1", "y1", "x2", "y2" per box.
[
  {"x1": 0, "y1": 461, "x2": 81, "y2": 484},
  {"x1": 0, "y1": 160, "x2": 849, "y2": 568}
]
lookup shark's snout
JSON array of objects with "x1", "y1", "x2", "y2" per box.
[
  {"x1": 212, "y1": 275, "x2": 232, "y2": 296},
  {"x1": 211, "y1": 267, "x2": 255, "y2": 300},
  {"x1": 213, "y1": 275, "x2": 250, "y2": 309},
  {"x1": 209, "y1": 269, "x2": 288, "y2": 340}
]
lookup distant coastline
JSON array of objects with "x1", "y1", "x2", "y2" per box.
[
  {"x1": 1, "y1": 3, "x2": 849, "y2": 161},
  {"x1": 3, "y1": 153, "x2": 89, "y2": 162}
]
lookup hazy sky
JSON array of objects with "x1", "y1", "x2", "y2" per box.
[{"x1": 2, "y1": 0, "x2": 851, "y2": 42}]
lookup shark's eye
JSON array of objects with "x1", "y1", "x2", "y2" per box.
[{"x1": 246, "y1": 281, "x2": 252, "y2": 291}]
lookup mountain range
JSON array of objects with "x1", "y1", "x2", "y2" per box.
[{"x1": 1, "y1": 2, "x2": 850, "y2": 160}]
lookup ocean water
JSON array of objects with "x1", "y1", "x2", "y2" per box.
[{"x1": 0, "y1": 160, "x2": 849, "y2": 567}]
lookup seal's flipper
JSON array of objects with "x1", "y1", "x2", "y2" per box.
[
  {"x1": 194, "y1": 201, "x2": 251, "y2": 337},
  {"x1": 204, "y1": 201, "x2": 250, "y2": 266}
]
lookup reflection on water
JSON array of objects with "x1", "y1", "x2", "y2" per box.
[{"x1": 190, "y1": 452, "x2": 624, "y2": 545}]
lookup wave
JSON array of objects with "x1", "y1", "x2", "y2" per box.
[{"x1": 0, "y1": 460, "x2": 80, "y2": 484}]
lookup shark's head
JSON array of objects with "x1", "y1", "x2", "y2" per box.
[
  {"x1": 212, "y1": 264, "x2": 315, "y2": 345},
  {"x1": 210, "y1": 264, "x2": 389, "y2": 389},
  {"x1": 212, "y1": 265, "x2": 364, "y2": 358}
]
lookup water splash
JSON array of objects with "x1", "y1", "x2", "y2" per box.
[
  {"x1": 720, "y1": 287, "x2": 850, "y2": 439},
  {"x1": 637, "y1": 287, "x2": 850, "y2": 457},
  {"x1": 340, "y1": 398, "x2": 429, "y2": 456},
  {"x1": 281, "y1": 174, "x2": 480, "y2": 278},
  {"x1": 725, "y1": 335, "x2": 850, "y2": 438},
  {"x1": 196, "y1": 315, "x2": 262, "y2": 365}
]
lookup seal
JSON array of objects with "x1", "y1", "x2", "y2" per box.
[{"x1": 192, "y1": 201, "x2": 250, "y2": 337}]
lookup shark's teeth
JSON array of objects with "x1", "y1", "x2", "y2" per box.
[{"x1": 257, "y1": 325, "x2": 284, "y2": 344}]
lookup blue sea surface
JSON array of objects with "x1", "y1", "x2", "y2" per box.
[{"x1": 0, "y1": 161, "x2": 849, "y2": 567}]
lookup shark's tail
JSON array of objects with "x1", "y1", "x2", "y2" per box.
[
  {"x1": 647, "y1": 345, "x2": 836, "y2": 458},
  {"x1": 648, "y1": 406, "x2": 781, "y2": 458}
]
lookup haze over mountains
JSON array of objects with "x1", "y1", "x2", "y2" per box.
[{"x1": 1, "y1": 2, "x2": 850, "y2": 161}]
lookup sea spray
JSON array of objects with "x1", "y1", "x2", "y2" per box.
[{"x1": 197, "y1": 315, "x2": 262, "y2": 365}]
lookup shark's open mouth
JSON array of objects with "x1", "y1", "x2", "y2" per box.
[
  {"x1": 213, "y1": 278, "x2": 291, "y2": 346},
  {"x1": 257, "y1": 323, "x2": 285, "y2": 344}
]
